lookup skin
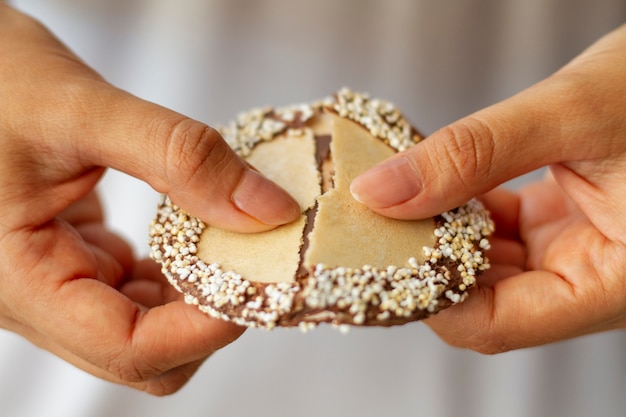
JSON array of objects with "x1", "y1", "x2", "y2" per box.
[
  {"x1": 2, "y1": 1, "x2": 624, "y2": 397},
  {"x1": 0, "y1": 5, "x2": 300, "y2": 395},
  {"x1": 351, "y1": 24, "x2": 626, "y2": 352}
]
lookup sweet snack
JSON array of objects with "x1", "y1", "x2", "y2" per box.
[{"x1": 149, "y1": 88, "x2": 494, "y2": 331}]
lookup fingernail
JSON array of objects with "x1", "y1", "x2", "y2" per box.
[
  {"x1": 350, "y1": 156, "x2": 421, "y2": 208},
  {"x1": 232, "y1": 169, "x2": 301, "y2": 225}
]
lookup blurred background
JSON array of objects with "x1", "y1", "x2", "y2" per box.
[{"x1": 2, "y1": 1, "x2": 625, "y2": 416}]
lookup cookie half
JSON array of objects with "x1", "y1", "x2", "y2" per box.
[{"x1": 149, "y1": 88, "x2": 494, "y2": 331}]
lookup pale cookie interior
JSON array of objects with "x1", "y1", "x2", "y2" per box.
[
  {"x1": 197, "y1": 217, "x2": 306, "y2": 284},
  {"x1": 197, "y1": 111, "x2": 436, "y2": 283},
  {"x1": 304, "y1": 115, "x2": 434, "y2": 269},
  {"x1": 247, "y1": 130, "x2": 321, "y2": 211},
  {"x1": 197, "y1": 132, "x2": 319, "y2": 283}
]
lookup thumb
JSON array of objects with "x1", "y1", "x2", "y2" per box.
[
  {"x1": 349, "y1": 76, "x2": 587, "y2": 219},
  {"x1": 1, "y1": 5, "x2": 300, "y2": 233},
  {"x1": 80, "y1": 88, "x2": 301, "y2": 232}
]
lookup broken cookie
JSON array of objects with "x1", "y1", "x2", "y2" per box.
[{"x1": 149, "y1": 88, "x2": 494, "y2": 331}]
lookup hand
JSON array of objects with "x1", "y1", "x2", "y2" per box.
[
  {"x1": 0, "y1": 5, "x2": 300, "y2": 395},
  {"x1": 351, "y1": 24, "x2": 626, "y2": 352}
]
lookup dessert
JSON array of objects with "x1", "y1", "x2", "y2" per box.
[{"x1": 149, "y1": 88, "x2": 494, "y2": 331}]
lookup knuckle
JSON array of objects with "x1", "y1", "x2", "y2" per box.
[
  {"x1": 143, "y1": 371, "x2": 193, "y2": 397},
  {"x1": 433, "y1": 117, "x2": 497, "y2": 190},
  {"x1": 104, "y1": 337, "x2": 166, "y2": 385},
  {"x1": 107, "y1": 353, "x2": 190, "y2": 396},
  {"x1": 161, "y1": 118, "x2": 231, "y2": 191},
  {"x1": 109, "y1": 354, "x2": 167, "y2": 387},
  {"x1": 429, "y1": 304, "x2": 516, "y2": 354},
  {"x1": 469, "y1": 334, "x2": 516, "y2": 355},
  {"x1": 446, "y1": 330, "x2": 515, "y2": 355},
  {"x1": 105, "y1": 352, "x2": 152, "y2": 384}
]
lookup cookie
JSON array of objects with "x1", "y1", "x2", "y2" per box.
[{"x1": 149, "y1": 88, "x2": 494, "y2": 331}]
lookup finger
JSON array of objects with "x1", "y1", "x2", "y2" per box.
[
  {"x1": 30, "y1": 272, "x2": 244, "y2": 391},
  {"x1": 515, "y1": 179, "x2": 584, "y2": 270},
  {"x1": 4, "y1": 316, "x2": 212, "y2": 396},
  {"x1": 478, "y1": 188, "x2": 520, "y2": 240},
  {"x1": 126, "y1": 301, "x2": 245, "y2": 380},
  {"x1": 74, "y1": 222, "x2": 135, "y2": 277},
  {"x1": 3, "y1": 222, "x2": 244, "y2": 391},
  {"x1": 57, "y1": 191, "x2": 104, "y2": 225},
  {"x1": 136, "y1": 357, "x2": 210, "y2": 396},
  {"x1": 350, "y1": 55, "x2": 616, "y2": 220},
  {"x1": 424, "y1": 269, "x2": 612, "y2": 353},
  {"x1": 477, "y1": 263, "x2": 524, "y2": 288},
  {"x1": 72, "y1": 88, "x2": 300, "y2": 233},
  {"x1": 426, "y1": 214, "x2": 626, "y2": 352},
  {"x1": 350, "y1": 83, "x2": 565, "y2": 219},
  {"x1": 550, "y1": 162, "x2": 626, "y2": 245},
  {"x1": 121, "y1": 259, "x2": 182, "y2": 307},
  {"x1": 484, "y1": 236, "x2": 526, "y2": 270},
  {"x1": 79, "y1": 244, "x2": 127, "y2": 288},
  {"x1": 517, "y1": 177, "x2": 576, "y2": 234},
  {"x1": 132, "y1": 257, "x2": 172, "y2": 283},
  {"x1": 121, "y1": 280, "x2": 181, "y2": 308}
]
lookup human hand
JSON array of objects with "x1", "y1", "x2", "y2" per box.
[
  {"x1": 0, "y1": 5, "x2": 300, "y2": 395},
  {"x1": 350, "y1": 24, "x2": 626, "y2": 352}
]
